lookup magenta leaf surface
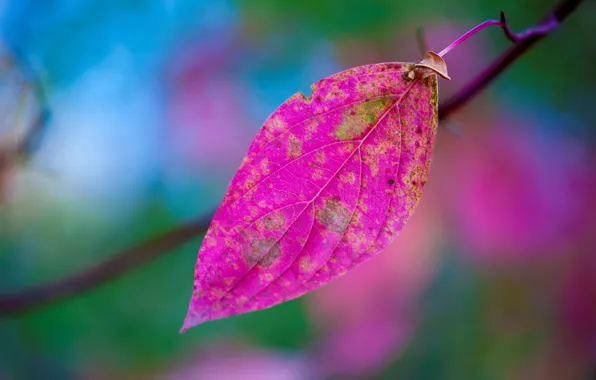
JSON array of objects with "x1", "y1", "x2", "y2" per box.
[{"x1": 182, "y1": 60, "x2": 441, "y2": 332}]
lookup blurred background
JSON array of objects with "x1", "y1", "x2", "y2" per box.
[{"x1": 0, "y1": 0, "x2": 595, "y2": 379}]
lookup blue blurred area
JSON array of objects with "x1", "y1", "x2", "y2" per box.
[
  {"x1": 0, "y1": 0, "x2": 595, "y2": 379},
  {"x1": 2, "y1": 1, "x2": 237, "y2": 84}
]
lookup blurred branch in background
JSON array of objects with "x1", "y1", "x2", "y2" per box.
[
  {"x1": 0, "y1": 218, "x2": 209, "y2": 314},
  {"x1": 0, "y1": 44, "x2": 51, "y2": 205},
  {"x1": 0, "y1": 0, "x2": 584, "y2": 316}
]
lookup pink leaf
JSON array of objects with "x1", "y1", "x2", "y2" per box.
[{"x1": 182, "y1": 58, "x2": 443, "y2": 332}]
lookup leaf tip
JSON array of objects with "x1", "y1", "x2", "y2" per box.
[{"x1": 180, "y1": 309, "x2": 207, "y2": 334}]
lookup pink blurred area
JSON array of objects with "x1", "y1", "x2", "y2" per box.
[
  {"x1": 433, "y1": 107, "x2": 596, "y2": 378},
  {"x1": 158, "y1": 342, "x2": 313, "y2": 380},
  {"x1": 164, "y1": 36, "x2": 255, "y2": 175},
  {"x1": 442, "y1": 113, "x2": 596, "y2": 264}
]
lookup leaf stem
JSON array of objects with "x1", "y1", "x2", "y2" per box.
[
  {"x1": 0, "y1": 0, "x2": 585, "y2": 316},
  {"x1": 437, "y1": 7, "x2": 563, "y2": 59},
  {"x1": 437, "y1": 19, "x2": 502, "y2": 58}
]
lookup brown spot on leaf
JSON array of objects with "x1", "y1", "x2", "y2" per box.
[
  {"x1": 363, "y1": 145, "x2": 380, "y2": 176},
  {"x1": 245, "y1": 238, "x2": 282, "y2": 267},
  {"x1": 307, "y1": 122, "x2": 319, "y2": 134},
  {"x1": 348, "y1": 172, "x2": 356, "y2": 184},
  {"x1": 316, "y1": 198, "x2": 351, "y2": 232},
  {"x1": 315, "y1": 150, "x2": 326, "y2": 164},
  {"x1": 245, "y1": 238, "x2": 271, "y2": 263},
  {"x1": 259, "y1": 242, "x2": 282, "y2": 267},
  {"x1": 288, "y1": 134, "x2": 302, "y2": 158},
  {"x1": 260, "y1": 158, "x2": 270, "y2": 175},
  {"x1": 312, "y1": 169, "x2": 324, "y2": 180},
  {"x1": 299, "y1": 256, "x2": 316, "y2": 272},
  {"x1": 263, "y1": 213, "x2": 286, "y2": 230}
]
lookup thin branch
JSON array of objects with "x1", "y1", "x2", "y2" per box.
[
  {"x1": 0, "y1": 0, "x2": 584, "y2": 316},
  {"x1": 0, "y1": 218, "x2": 211, "y2": 315},
  {"x1": 439, "y1": 0, "x2": 582, "y2": 118}
]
